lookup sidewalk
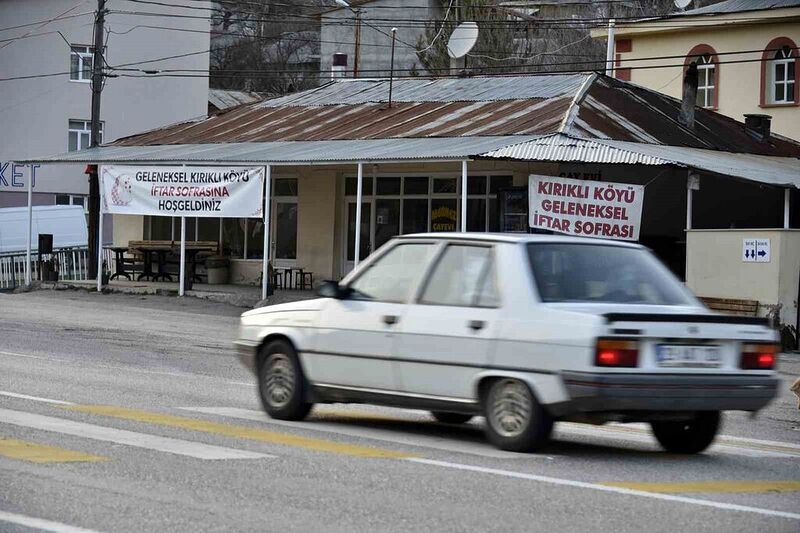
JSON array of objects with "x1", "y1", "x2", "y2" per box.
[{"x1": 26, "y1": 279, "x2": 317, "y2": 309}]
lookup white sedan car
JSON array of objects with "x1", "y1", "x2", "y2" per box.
[{"x1": 235, "y1": 234, "x2": 779, "y2": 453}]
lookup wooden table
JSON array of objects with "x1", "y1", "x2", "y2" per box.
[{"x1": 128, "y1": 241, "x2": 217, "y2": 283}]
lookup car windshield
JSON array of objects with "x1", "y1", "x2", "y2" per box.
[{"x1": 527, "y1": 243, "x2": 697, "y2": 305}]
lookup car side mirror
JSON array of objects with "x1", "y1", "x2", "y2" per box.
[{"x1": 317, "y1": 280, "x2": 351, "y2": 300}]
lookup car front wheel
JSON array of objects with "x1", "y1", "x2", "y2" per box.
[
  {"x1": 650, "y1": 411, "x2": 721, "y2": 454},
  {"x1": 258, "y1": 340, "x2": 312, "y2": 421},
  {"x1": 483, "y1": 378, "x2": 553, "y2": 452}
]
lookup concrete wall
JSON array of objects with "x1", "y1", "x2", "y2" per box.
[
  {"x1": 614, "y1": 16, "x2": 800, "y2": 140},
  {"x1": 320, "y1": 0, "x2": 437, "y2": 78},
  {"x1": 296, "y1": 168, "x2": 338, "y2": 282},
  {"x1": 0, "y1": 0, "x2": 210, "y2": 199},
  {"x1": 687, "y1": 229, "x2": 800, "y2": 327}
]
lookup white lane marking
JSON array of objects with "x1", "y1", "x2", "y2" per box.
[
  {"x1": 0, "y1": 408, "x2": 272, "y2": 460},
  {"x1": 555, "y1": 424, "x2": 799, "y2": 458},
  {"x1": 179, "y1": 407, "x2": 547, "y2": 460},
  {"x1": 406, "y1": 458, "x2": 800, "y2": 521},
  {"x1": 0, "y1": 391, "x2": 76, "y2": 405},
  {"x1": 0, "y1": 510, "x2": 101, "y2": 533},
  {"x1": 0, "y1": 350, "x2": 254, "y2": 387}
]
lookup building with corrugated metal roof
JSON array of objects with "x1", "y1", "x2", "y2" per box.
[
  {"x1": 21, "y1": 73, "x2": 800, "y2": 331},
  {"x1": 594, "y1": 0, "x2": 800, "y2": 139}
]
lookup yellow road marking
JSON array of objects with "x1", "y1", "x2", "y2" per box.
[
  {"x1": 65, "y1": 405, "x2": 415, "y2": 459},
  {"x1": 600, "y1": 481, "x2": 800, "y2": 494},
  {"x1": 0, "y1": 437, "x2": 107, "y2": 463}
]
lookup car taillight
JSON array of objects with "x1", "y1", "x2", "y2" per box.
[
  {"x1": 595, "y1": 339, "x2": 639, "y2": 367},
  {"x1": 741, "y1": 343, "x2": 779, "y2": 370}
]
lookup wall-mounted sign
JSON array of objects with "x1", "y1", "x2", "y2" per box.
[
  {"x1": 528, "y1": 175, "x2": 644, "y2": 241},
  {"x1": 742, "y1": 238, "x2": 770, "y2": 263},
  {"x1": 100, "y1": 165, "x2": 264, "y2": 218}
]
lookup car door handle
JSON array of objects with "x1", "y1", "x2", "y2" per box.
[
  {"x1": 468, "y1": 320, "x2": 486, "y2": 331},
  {"x1": 383, "y1": 315, "x2": 399, "y2": 326}
]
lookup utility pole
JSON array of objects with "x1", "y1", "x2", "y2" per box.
[
  {"x1": 353, "y1": 9, "x2": 361, "y2": 77},
  {"x1": 605, "y1": 4, "x2": 615, "y2": 77},
  {"x1": 88, "y1": 0, "x2": 106, "y2": 280}
]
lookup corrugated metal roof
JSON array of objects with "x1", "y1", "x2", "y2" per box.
[
  {"x1": 479, "y1": 134, "x2": 800, "y2": 187},
  {"x1": 208, "y1": 89, "x2": 264, "y2": 111},
  {"x1": 482, "y1": 135, "x2": 670, "y2": 165},
  {"x1": 112, "y1": 75, "x2": 800, "y2": 158},
  {"x1": 114, "y1": 98, "x2": 572, "y2": 144},
  {"x1": 260, "y1": 74, "x2": 592, "y2": 106},
  {"x1": 20, "y1": 136, "x2": 542, "y2": 165},
  {"x1": 673, "y1": 0, "x2": 800, "y2": 16}
]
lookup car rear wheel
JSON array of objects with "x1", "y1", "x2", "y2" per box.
[
  {"x1": 650, "y1": 411, "x2": 721, "y2": 454},
  {"x1": 430, "y1": 411, "x2": 473, "y2": 424},
  {"x1": 483, "y1": 378, "x2": 553, "y2": 452},
  {"x1": 258, "y1": 340, "x2": 312, "y2": 421}
]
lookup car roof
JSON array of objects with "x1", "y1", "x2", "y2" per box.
[{"x1": 396, "y1": 233, "x2": 643, "y2": 248}]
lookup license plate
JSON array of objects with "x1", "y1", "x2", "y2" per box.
[{"x1": 656, "y1": 345, "x2": 722, "y2": 368}]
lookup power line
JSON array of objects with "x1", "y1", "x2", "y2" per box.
[{"x1": 0, "y1": 11, "x2": 93, "y2": 33}]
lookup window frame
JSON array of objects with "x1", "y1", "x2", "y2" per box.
[
  {"x1": 55, "y1": 194, "x2": 89, "y2": 214},
  {"x1": 760, "y1": 37, "x2": 799, "y2": 108},
  {"x1": 684, "y1": 44, "x2": 719, "y2": 110},
  {"x1": 414, "y1": 242, "x2": 501, "y2": 309},
  {"x1": 68, "y1": 119, "x2": 103, "y2": 151},
  {"x1": 69, "y1": 45, "x2": 94, "y2": 83}
]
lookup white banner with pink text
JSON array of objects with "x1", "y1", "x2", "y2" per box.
[
  {"x1": 100, "y1": 165, "x2": 264, "y2": 218},
  {"x1": 528, "y1": 175, "x2": 644, "y2": 241}
]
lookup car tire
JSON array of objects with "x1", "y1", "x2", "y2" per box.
[
  {"x1": 650, "y1": 411, "x2": 721, "y2": 454},
  {"x1": 482, "y1": 378, "x2": 553, "y2": 452},
  {"x1": 258, "y1": 340, "x2": 312, "y2": 421},
  {"x1": 430, "y1": 411, "x2": 473, "y2": 424}
]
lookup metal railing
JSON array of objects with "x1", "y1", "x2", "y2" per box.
[{"x1": 0, "y1": 247, "x2": 113, "y2": 289}]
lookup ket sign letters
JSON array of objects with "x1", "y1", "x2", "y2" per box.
[
  {"x1": 528, "y1": 175, "x2": 644, "y2": 241},
  {"x1": 100, "y1": 165, "x2": 265, "y2": 218}
]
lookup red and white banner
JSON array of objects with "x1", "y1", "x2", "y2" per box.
[
  {"x1": 528, "y1": 175, "x2": 644, "y2": 241},
  {"x1": 100, "y1": 165, "x2": 264, "y2": 218}
]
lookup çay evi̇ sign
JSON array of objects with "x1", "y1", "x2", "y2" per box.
[
  {"x1": 529, "y1": 175, "x2": 644, "y2": 241},
  {"x1": 101, "y1": 165, "x2": 265, "y2": 218}
]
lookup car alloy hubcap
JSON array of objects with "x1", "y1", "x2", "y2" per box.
[
  {"x1": 264, "y1": 353, "x2": 295, "y2": 408},
  {"x1": 489, "y1": 379, "x2": 532, "y2": 438}
]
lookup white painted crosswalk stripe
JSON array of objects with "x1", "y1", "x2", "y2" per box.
[
  {"x1": 0, "y1": 408, "x2": 273, "y2": 460},
  {"x1": 0, "y1": 510, "x2": 101, "y2": 533},
  {"x1": 180, "y1": 406, "x2": 549, "y2": 459}
]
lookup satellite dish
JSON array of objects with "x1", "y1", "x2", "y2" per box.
[
  {"x1": 447, "y1": 22, "x2": 479, "y2": 59},
  {"x1": 674, "y1": 0, "x2": 692, "y2": 10}
]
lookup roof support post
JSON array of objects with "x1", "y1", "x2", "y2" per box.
[
  {"x1": 354, "y1": 162, "x2": 364, "y2": 267},
  {"x1": 179, "y1": 216, "x2": 186, "y2": 297},
  {"x1": 461, "y1": 160, "x2": 468, "y2": 232},
  {"x1": 687, "y1": 172, "x2": 700, "y2": 231},
  {"x1": 25, "y1": 164, "x2": 32, "y2": 285},
  {"x1": 96, "y1": 196, "x2": 104, "y2": 292},
  {"x1": 785, "y1": 188, "x2": 791, "y2": 229},
  {"x1": 262, "y1": 165, "x2": 272, "y2": 301}
]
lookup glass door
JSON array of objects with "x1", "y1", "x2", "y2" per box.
[
  {"x1": 271, "y1": 199, "x2": 298, "y2": 268},
  {"x1": 343, "y1": 200, "x2": 372, "y2": 276}
]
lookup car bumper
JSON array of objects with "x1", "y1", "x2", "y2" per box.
[
  {"x1": 233, "y1": 340, "x2": 259, "y2": 374},
  {"x1": 557, "y1": 371, "x2": 778, "y2": 415}
]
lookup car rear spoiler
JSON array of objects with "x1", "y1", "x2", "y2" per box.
[{"x1": 603, "y1": 313, "x2": 770, "y2": 327}]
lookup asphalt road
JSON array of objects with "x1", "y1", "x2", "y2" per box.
[{"x1": 1, "y1": 290, "x2": 799, "y2": 533}]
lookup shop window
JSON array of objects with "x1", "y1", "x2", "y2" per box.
[
  {"x1": 273, "y1": 178, "x2": 298, "y2": 196},
  {"x1": 685, "y1": 45, "x2": 718, "y2": 109},
  {"x1": 761, "y1": 38, "x2": 798, "y2": 106},
  {"x1": 55, "y1": 194, "x2": 88, "y2": 213}
]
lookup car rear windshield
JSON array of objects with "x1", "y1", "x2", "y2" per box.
[{"x1": 527, "y1": 243, "x2": 696, "y2": 305}]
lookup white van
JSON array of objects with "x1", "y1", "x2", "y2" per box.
[{"x1": 0, "y1": 205, "x2": 88, "y2": 254}]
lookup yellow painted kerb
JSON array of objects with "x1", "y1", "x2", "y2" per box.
[
  {"x1": 66, "y1": 405, "x2": 415, "y2": 459},
  {"x1": 0, "y1": 437, "x2": 107, "y2": 463},
  {"x1": 600, "y1": 480, "x2": 800, "y2": 494}
]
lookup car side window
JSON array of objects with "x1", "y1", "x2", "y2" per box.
[
  {"x1": 419, "y1": 245, "x2": 500, "y2": 308},
  {"x1": 349, "y1": 243, "x2": 436, "y2": 303}
]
